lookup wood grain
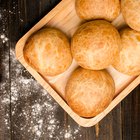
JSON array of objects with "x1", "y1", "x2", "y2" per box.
[
  {"x1": 0, "y1": 1, "x2": 11, "y2": 140},
  {"x1": 122, "y1": 85, "x2": 140, "y2": 140}
]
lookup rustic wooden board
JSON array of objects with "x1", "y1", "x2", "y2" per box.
[
  {"x1": 0, "y1": 1, "x2": 11, "y2": 140},
  {"x1": 122, "y1": 85, "x2": 140, "y2": 140},
  {"x1": 0, "y1": 0, "x2": 140, "y2": 139}
]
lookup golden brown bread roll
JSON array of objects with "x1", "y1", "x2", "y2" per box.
[
  {"x1": 71, "y1": 20, "x2": 121, "y2": 70},
  {"x1": 113, "y1": 27, "x2": 140, "y2": 76},
  {"x1": 121, "y1": 0, "x2": 140, "y2": 31},
  {"x1": 23, "y1": 27, "x2": 72, "y2": 76},
  {"x1": 65, "y1": 67, "x2": 115, "y2": 117},
  {"x1": 75, "y1": 0, "x2": 120, "y2": 21}
]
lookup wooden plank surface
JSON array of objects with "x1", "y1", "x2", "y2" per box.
[
  {"x1": 122, "y1": 86, "x2": 140, "y2": 140},
  {"x1": 0, "y1": 0, "x2": 140, "y2": 139},
  {"x1": 0, "y1": 1, "x2": 11, "y2": 140}
]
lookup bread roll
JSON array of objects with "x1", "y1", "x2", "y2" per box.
[
  {"x1": 75, "y1": 0, "x2": 120, "y2": 21},
  {"x1": 113, "y1": 27, "x2": 140, "y2": 76},
  {"x1": 65, "y1": 67, "x2": 115, "y2": 117},
  {"x1": 23, "y1": 27, "x2": 72, "y2": 76},
  {"x1": 121, "y1": 0, "x2": 140, "y2": 31},
  {"x1": 71, "y1": 20, "x2": 121, "y2": 70}
]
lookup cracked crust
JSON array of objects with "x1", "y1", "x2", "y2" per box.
[
  {"x1": 75, "y1": 0, "x2": 120, "y2": 21},
  {"x1": 71, "y1": 20, "x2": 121, "y2": 70},
  {"x1": 121, "y1": 0, "x2": 140, "y2": 31},
  {"x1": 23, "y1": 28, "x2": 72, "y2": 76},
  {"x1": 65, "y1": 67, "x2": 115, "y2": 117},
  {"x1": 113, "y1": 27, "x2": 140, "y2": 76}
]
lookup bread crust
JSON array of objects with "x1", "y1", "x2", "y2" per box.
[
  {"x1": 65, "y1": 67, "x2": 115, "y2": 117},
  {"x1": 113, "y1": 27, "x2": 140, "y2": 76},
  {"x1": 121, "y1": 0, "x2": 140, "y2": 31},
  {"x1": 75, "y1": 0, "x2": 120, "y2": 21},
  {"x1": 71, "y1": 20, "x2": 121, "y2": 70},
  {"x1": 23, "y1": 28, "x2": 72, "y2": 76}
]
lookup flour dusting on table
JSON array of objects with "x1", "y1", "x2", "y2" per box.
[
  {"x1": 1, "y1": 47, "x2": 82, "y2": 139},
  {"x1": 0, "y1": 5, "x2": 83, "y2": 139}
]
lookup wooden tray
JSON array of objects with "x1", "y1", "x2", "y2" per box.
[{"x1": 16, "y1": 0, "x2": 140, "y2": 127}]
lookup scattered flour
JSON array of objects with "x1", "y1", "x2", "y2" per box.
[
  {"x1": 0, "y1": 6, "x2": 82, "y2": 139},
  {"x1": 64, "y1": 132, "x2": 71, "y2": 138},
  {"x1": 1, "y1": 48, "x2": 82, "y2": 139},
  {"x1": 0, "y1": 34, "x2": 8, "y2": 43}
]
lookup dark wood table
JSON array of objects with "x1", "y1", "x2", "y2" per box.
[{"x1": 0, "y1": 0, "x2": 140, "y2": 140}]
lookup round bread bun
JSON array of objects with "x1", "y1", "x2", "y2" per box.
[
  {"x1": 121, "y1": 0, "x2": 140, "y2": 31},
  {"x1": 113, "y1": 27, "x2": 140, "y2": 76},
  {"x1": 71, "y1": 20, "x2": 121, "y2": 70},
  {"x1": 23, "y1": 27, "x2": 72, "y2": 76},
  {"x1": 75, "y1": 0, "x2": 120, "y2": 21},
  {"x1": 65, "y1": 67, "x2": 115, "y2": 117}
]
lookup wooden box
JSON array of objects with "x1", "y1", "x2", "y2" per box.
[{"x1": 16, "y1": 0, "x2": 140, "y2": 127}]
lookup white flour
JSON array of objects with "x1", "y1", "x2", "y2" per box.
[
  {"x1": 0, "y1": 44, "x2": 82, "y2": 139},
  {"x1": 0, "y1": 5, "x2": 82, "y2": 139},
  {"x1": 0, "y1": 34, "x2": 8, "y2": 43}
]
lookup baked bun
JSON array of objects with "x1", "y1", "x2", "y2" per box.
[
  {"x1": 65, "y1": 67, "x2": 115, "y2": 117},
  {"x1": 121, "y1": 0, "x2": 140, "y2": 31},
  {"x1": 113, "y1": 27, "x2": 140, "y2": 76},
  {"x1": 71, "y1": 20, "x2": 121, "y2": 70},
  {"x1": 23, "y1": 27, "x2": 72, "y2": 76},
  {"x1": 75, "y1": 0, "x2": 120, "y2": 21}
]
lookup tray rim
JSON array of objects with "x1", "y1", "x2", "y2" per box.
[{"x1": 15, "y1": 0, "x2": 140, "y2": 127}]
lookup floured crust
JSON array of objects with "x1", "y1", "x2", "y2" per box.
[
  {"x1": 75, "y1": 0, "x2": 120, "y2": 21},
  {"x1": 65, "y1": 67, "x2": 115, "y2": 117},
  {"x1": 71, "y1": 20, "x2": 121, "y2": 70},
  {"x1": 121, "y1": 0, "x2": 140, "y2": 31},
  {"x1": 113, "y1": 27, "x2": 140, "y2": 76},
  {"x1": 23, "y1": 27, "x2": 72, "y2": 76}
]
